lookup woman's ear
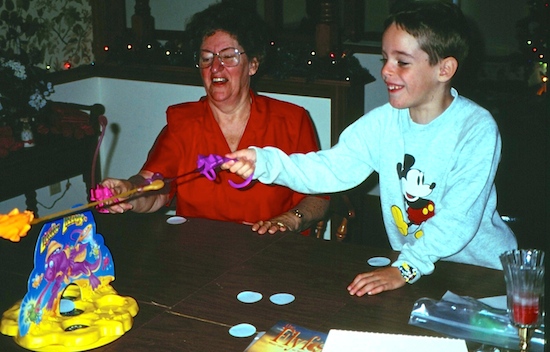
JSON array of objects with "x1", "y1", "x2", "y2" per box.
[
  {"x1": 249, "y1": 58, "x2": 259, "y2": 76},
  {"x1": 438, "y1": 57, "x2": 458, "y2": 83}
]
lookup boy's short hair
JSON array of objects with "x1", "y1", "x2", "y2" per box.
[{"x1": 384, "y1": 1, "x2": 471, "y2": 66}]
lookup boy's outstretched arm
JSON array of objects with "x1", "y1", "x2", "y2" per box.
[
  {"x1": 222, "y1": 148, "x2": 257, "y2": 179},
  {"x1": 347, "y1": 267, "x2": 406, "y2": 296}
]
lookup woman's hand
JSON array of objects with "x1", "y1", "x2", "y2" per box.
[
  {"x1": 222, "y1": 148, "x2": 257, "y2": 179},
  {"x1": 251, "y1": 211, "x2": 303, "y2": 235},
  {"x1": 99, "y1": 178, "x2": 135, "y2": 213},
  {"x1": 347, "y1": 267, "x2": 406, "y2": 296},
  {"x1": 250, "y1": 196, "x2": 329, "y2": 235},
  {"x1": 99, "y1": 172, "x2": 169, "y2": 214}
]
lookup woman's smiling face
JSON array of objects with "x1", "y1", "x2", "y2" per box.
[{"x1": 200, "y1": 30, "x2": 258, "y2": 107}]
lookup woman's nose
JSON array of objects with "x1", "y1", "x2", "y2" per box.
[{"x1": 210, "y1": 56, "x2": 224, "y2": 73}]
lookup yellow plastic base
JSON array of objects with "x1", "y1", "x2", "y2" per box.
[{"x1": 1, "y1": 284, "x2": 139, "y2": 352}]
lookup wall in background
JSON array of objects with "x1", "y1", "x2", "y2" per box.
[{"x1": 124, "y1": 0, "x2": 213, "y2": 31}]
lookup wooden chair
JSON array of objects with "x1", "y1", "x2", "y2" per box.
[{"x1": 314, "y1": 194, "x2": 356, "y2": 241}]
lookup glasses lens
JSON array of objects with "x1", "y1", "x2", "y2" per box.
[
  {"x1": 198, "y1": 51, "x2": 214, "y2": 68},
  {"x1": 219, "y1": 48, "x2": 240, "y2": 67}
]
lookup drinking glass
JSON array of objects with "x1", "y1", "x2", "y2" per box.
[{"x1": 500, "y1": 249, "x2": 545, "y2": 352}]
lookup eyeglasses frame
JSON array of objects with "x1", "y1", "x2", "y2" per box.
[{"x1": 195, "y1": 47, "x2": 247, "y2": 69}]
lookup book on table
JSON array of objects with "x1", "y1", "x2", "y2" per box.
[{"x1": 244, "y1": 320, "x2": 327, "y2": 352}]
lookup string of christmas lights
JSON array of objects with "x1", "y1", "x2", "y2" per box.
[
  {"x1": 516, "y1": 0, "x2": 548, "y2": 95},
  {"x1": 99, "y1": 35, "x2": 375, "y2": 85}
]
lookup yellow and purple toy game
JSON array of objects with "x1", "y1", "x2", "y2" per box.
[{"x1": 0, "y1": 210, "x2": 138, "y2": 351}]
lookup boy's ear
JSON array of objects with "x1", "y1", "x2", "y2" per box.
[{"x1": 438, "y1": 57, "x2": 458, "y2": 83}]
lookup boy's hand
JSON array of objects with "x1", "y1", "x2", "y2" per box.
[
  {"x1": 347, "y1": 267, "x2": 406, "y2": 296},
  {"x1": 223, "y1": 149, "x2": 257, "y2": 179}
]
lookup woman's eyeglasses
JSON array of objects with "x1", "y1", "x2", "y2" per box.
[{"x1": 196, "y1": 47, "x2": 246, "y2": 68}]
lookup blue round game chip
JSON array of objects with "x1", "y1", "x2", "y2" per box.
[
  {"x1": 367, "y1": 257, "x2": 391, "y2": 267},
  {"x1": 269, "y1": 293, "x2": 295, "y2": 305},
  {"x1": 229, "y1": 323, "x2": 256, "y2": 338},
  {"x1": 237, "y1": 291, "x2": 263, "y2": 304}
]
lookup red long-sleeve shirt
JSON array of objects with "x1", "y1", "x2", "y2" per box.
[{"x1": 143, "y1": 91, "x2": 320, "y2": 224}]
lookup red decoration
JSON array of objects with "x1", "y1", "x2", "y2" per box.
[
  {"x1": 37, "y1": 103, "x2": 95, "y2": 139},
  {"x1": 0, "y1": 126, "x2": 23, "y2": 158}
]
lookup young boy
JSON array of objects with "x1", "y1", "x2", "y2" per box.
[{"x1": 223, "y1": 1, "x2": 517, "y2": 296}]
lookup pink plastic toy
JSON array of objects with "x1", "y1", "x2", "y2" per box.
[{"x1": 90, "y1": 185, "x2": 117, "y2": 213}]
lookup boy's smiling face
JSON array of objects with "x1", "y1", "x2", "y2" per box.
[{"x1": 381, "y1": 23, "x2": 454, "y2": 124}]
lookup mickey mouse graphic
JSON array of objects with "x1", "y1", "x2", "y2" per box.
[{"x1": 391, "y1": 154, "x2": 436, "y2": 239}]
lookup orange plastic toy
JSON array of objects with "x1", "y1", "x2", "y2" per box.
[{"x1": 0, "y1": 208, "x2": 34, "y2": 242}]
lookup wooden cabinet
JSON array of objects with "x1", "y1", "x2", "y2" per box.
[
  {"x1": 0, "y1": 135, "x2": 99, "y2": 216},
  {"x1": 0, "y1": 104, "x2": 104, "y2": 216}
]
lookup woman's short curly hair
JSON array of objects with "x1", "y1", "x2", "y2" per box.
[{"x1": 185, "y1": 1, "x2": 269, "y2": 65}]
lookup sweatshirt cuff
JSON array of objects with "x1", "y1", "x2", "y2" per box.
[
  {"x1": 249, "y1": 146, "x2": 264, "y2": 180},
  {"x1": 250, "y1": 146, "x2": 283, "y2": 183}
]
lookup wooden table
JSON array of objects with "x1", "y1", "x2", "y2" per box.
[{"x1": 0, "y1": 211, "x2": 508, "y2": 351}]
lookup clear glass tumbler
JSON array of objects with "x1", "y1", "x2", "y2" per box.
[{"x1": 500, "y1": 249, "x2": 545, "y2": 352}]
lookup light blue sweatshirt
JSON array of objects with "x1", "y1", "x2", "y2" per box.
[{"x1": 251, "y1": 88, "x2": 517, "y2": 282}]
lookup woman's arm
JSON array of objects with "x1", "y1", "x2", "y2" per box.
[
  {"x1": 99, "y1": 170, "x2": 170, "y2": 214},
  {"x1": 251, "y1": 195, "x2": 329, "y2": 235}
]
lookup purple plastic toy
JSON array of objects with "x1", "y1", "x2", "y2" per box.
[{"x1": 197, "y1": 154, "x2": 253, "y2": 189}]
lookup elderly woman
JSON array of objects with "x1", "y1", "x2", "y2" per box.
[{"x1": 99, "y1": 1, "x2": 329, "y2": 235}]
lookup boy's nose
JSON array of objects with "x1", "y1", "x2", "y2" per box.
[{"x1": 381, "y1": 63, "x2": 392, "y2": 78}]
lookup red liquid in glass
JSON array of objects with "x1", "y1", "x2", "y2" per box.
[{"x1": 513, "y1": 299, "x2": 539, "y2": 325}]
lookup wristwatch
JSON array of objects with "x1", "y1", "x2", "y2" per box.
[{"x1": 398, "y1": 262, "x2": 418, "y2": 284}]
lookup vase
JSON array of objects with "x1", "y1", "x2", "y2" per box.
[{"x1": 20, "y1": 117, "x2": 35, "y2": 148}]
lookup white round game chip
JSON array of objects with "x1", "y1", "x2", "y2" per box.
[
  {"x1": 229, "y1": 323, "x2": 256, "y2": 338},
  {"x1": 237, "y1": 291, "x2": 263, "y2": 304},
  {"x1": 367, "y1": 256, "x2": 391, "y2": 267},
  {"x1": 269, "y1": 293, "x2": 295, "y2": 305},
  {"x1": 166, "y1": 216, "x2": 187, "y2": 225}
]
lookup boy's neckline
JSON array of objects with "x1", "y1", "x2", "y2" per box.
[{"x1": 409, "y1": 90, "x2": 456, "y2": 125}]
